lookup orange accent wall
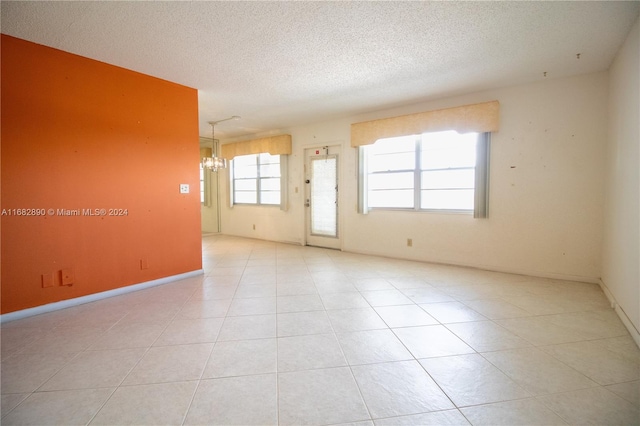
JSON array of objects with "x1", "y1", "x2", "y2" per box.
[{"x1": 1, "y1": 35, "x2": 202, "y2": 314}]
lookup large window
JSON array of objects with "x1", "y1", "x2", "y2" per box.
[
  {"x1": 231, "y1": 153, "x2": 281, "y2": 205},
  {"x1": 363, "y1": 130, "x2": 489, "y2": 213}
]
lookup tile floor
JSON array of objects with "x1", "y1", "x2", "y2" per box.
[{"x1": 1, "y1": 234, "x2": 639, "y2": 425}]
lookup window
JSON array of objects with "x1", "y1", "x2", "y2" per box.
[
  {"x1": 231, "y1": 153, "x2": 281, "y2": 205},
  {"x1": 199, "y1": 163, "x2": 206, "y2": 204},
  {"x1": 362, "y1": 130, "x2": 489, "y2": 213}
]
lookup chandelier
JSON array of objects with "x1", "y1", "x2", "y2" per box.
[{"x1": 202, "y1": 116, "x2": 240, "y2": 172}]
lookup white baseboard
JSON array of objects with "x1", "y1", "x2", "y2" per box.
[
  {"x1": 0, "y1": 269, "x2": 204, "y2": 324},
  {"x1": 599, "y1": 279, "x2": 640, "y2": 348}
]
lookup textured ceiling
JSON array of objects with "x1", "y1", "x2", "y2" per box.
[{"x1": 2, "y1": 1, "x2": 639, "y2": 139}]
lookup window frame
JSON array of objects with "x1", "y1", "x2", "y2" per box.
[
  {"x1": 359, "y1": 131, "x2": 490, "y2": 216},
  {"x1": 200, "y1": 162, "x2": 210, "y2": 206},
  {"x1": 229, "y1": 153, "x2": 286, "y2": 208}
]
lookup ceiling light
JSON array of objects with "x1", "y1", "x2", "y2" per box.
[{"x1": 202, "y1": 116, "x2": 240, "y2": 172}]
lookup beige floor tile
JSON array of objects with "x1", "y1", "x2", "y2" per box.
[
  {"x1": 276, "y1": 267, "x2": 312, "y2": 278},
  {"x1": 20, "y1": 325, "x2": 104, "y2": 354},
  {"x1": 361, "y1": 290, "x2": 413, "y2": 307},
  {"x1": 544, "y1": 310, "x2": 629, "y2": 339},
  {"x1": 482, "y1": 348, "x2": 597, "y2": 395},
  {"x1": 596, "y1": 334, "x2": 640, "y2": 362},
  {"x1": 207, "y1": 266, "x2": 247, "y2": 277},
  {"x1": 1, "y1": 352, "x2": 72, "y2": 393},
  {"x1": 91, "y1": 381, "x2": 197, "y2": 425},
  {"x1": 375, "y1": 305, "x2": 439, "y2": 328},
  {"x1": 605, "y1": 380, "x2": 640, "y2": 406},
  {"x1": 122, "y1": 343, "x2": 213, "y2": 385},
  {"x1": 495, "y1": 316, "x2": 590, "y2": 346},
  {"x1": 153, "y1": 317, "x2": 223, "y2": 346},
  {"x1": 276, "y1": 281, "x2": 317, "y2": 296},
  {"x1": 203, "y1": 338, "x2": 276, "y2": 378},
  {"x1": 393, "y1": 325, "x2": 474, "y2": 358},
  {"x1": 537, "y1": 386, "x2": 639, "y2": 425},
  {"x1": 246, "y1": 258, "x2": 276, "y2": 267},
  {"x1": 278, "y1": 367, "x2": 370, "y2": 425},
  {"x1": 88, "y1": 321, "x2": 166, "y2": 350},
  {"x1": 419, "y1": 301, "x2": 487, "y2": 323},
  {"x1": 239, "y1": 274, "x2": 277, "y2": 286},
  {"x1": 217, "y1": 314, "x2": 276, "y2": 341},
  {"x1": 177, "y1": 298, "x2": 231, "y2": 319},
  {"x1": 56, "y1": 306, "x2": 128, "y2": 330},
  {"x1": 1, "y1": 388, "x2": 113, "y2": 426},
  {"x1": 314, "y1": 278, "x2": 359, "y2": 294},
  {"x1": 353, "y1": 278, "x2": 395, "y2": 291},
  {"x1": 338, "y1": 329, "x2": 413, "y2": 365},
  {"x1": 461, "y1": 298, "x2": 531, "y2": 319},
  {"x1": 189, "y1": 283, "x2": 238, "y2": 300},
  {"x1": 118, "y1": 302, "x2": 180, "y2": 325},
  {"x1": 0, "y1": 326, "x2": 46, "y2": 360},
  {"x1": 321, "y1": 292, "x2": 371, "y2": 310},
  {"x1": 461, "y1": 398, "x2": 568, "y2": 425},
  {"x1": 278, "y1": 310, "x2": 333, "y2": 336},
  {"x1": 278, "y1": 333, "x2": 347, "y2": 372},
  {"x1": 420, "y1": 354, "x2": 531, "y2": 407},
  {"x1": 327, "y1": 308, "x2": 388, "y2": 333},
  {"x1": 185, "y1": 374, "x2": 277, "y2": 425},
  {"x1": 441, "y1": 283, "x2": 502, "y2": 301},
  {"x1": 137, "y1": 287, "x2": 194, "y2": 305},
  {"x1": 399, "y1": 287, "x2": 455, "y2": 304},
  {"x1": 445, "y1": 320, "x2": 532, "y2": 352},
  {"x1": 227, "y1": 296, "x2": 277, "y2": 316},
  {"x1": 373, "y1": 409, "x2": 470, "y2": 425},
  {"x1": 243, "y1": 265, "x2": 277, "y2": 276},
  {"x1": 234, "y1": 283, "x2": 277, "y2": 298},
  {"x1": 277, "y1": 294, "x2": 324, "y2": 313},
  {"x1": 1, "y1": 393, "x2": 29, "y2": 418},
  {"x1": 502, "y1": 294, "x2": 572, "y2": 315},
  {"x1": 541, "y1": 340, "x2": 640, "y2": 385},
  {"x1": 39, "y1": 348, "x2": 145, "y2": 391},
  {"x1": 386, "y1": 276, "x2": 433, "y2": 290},
  {"x1": 352, "y1": 360, "x2": 454, "y2": 419}
]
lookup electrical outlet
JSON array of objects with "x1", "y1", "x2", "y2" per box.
[
  {"x1": 180, "y1": 184, "x2": 189, "y2": 194},
  {"x1": 61, "y1": 268, "x2": 74, "y2": 286},
  {"x1": 140, "y1": 258, "x2": 149, "y2": 270},
  {"x1": 252, "y1": 224, "x2": 256, "y2": 230},
  {"x1": 407, "y1": 238, "x2": 413, "y2": 247}
]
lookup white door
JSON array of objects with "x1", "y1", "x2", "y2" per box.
[{"x1": 304, "y1": 146, "x2": 341, "y2": 249}]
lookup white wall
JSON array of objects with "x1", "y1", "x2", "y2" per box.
[
  {"x1": 221, "y1": 71, "x2": 609, "y2": 282},
  {"x1": 601, "y1": 18, "x2": 639, "y2": 342}
]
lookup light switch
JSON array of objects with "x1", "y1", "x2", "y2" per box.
[
  {"x1": 41, "y1": 273, "x2": 54, "y2": 288},
  {"x1": 180, "y1": 184, "x2": 189, "y2": 194}
]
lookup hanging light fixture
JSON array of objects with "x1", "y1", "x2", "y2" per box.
[{"x1": 202, "y1": 116, "x2": 240, "y2": 172}]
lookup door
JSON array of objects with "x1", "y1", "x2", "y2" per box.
[{"x1": 305, "y1": 146, "x2": 341, "y2": 249}]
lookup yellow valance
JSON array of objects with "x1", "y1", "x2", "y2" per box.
[
  {"x1": 221, "y1": 134, "x2": 292, "y2": 160},
  {"x1": 200, "y1": 147, "x2": 212, "y2": 159},
  {"x1": 351, "y1": 100, "x2": 500, "y2": 147}
]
